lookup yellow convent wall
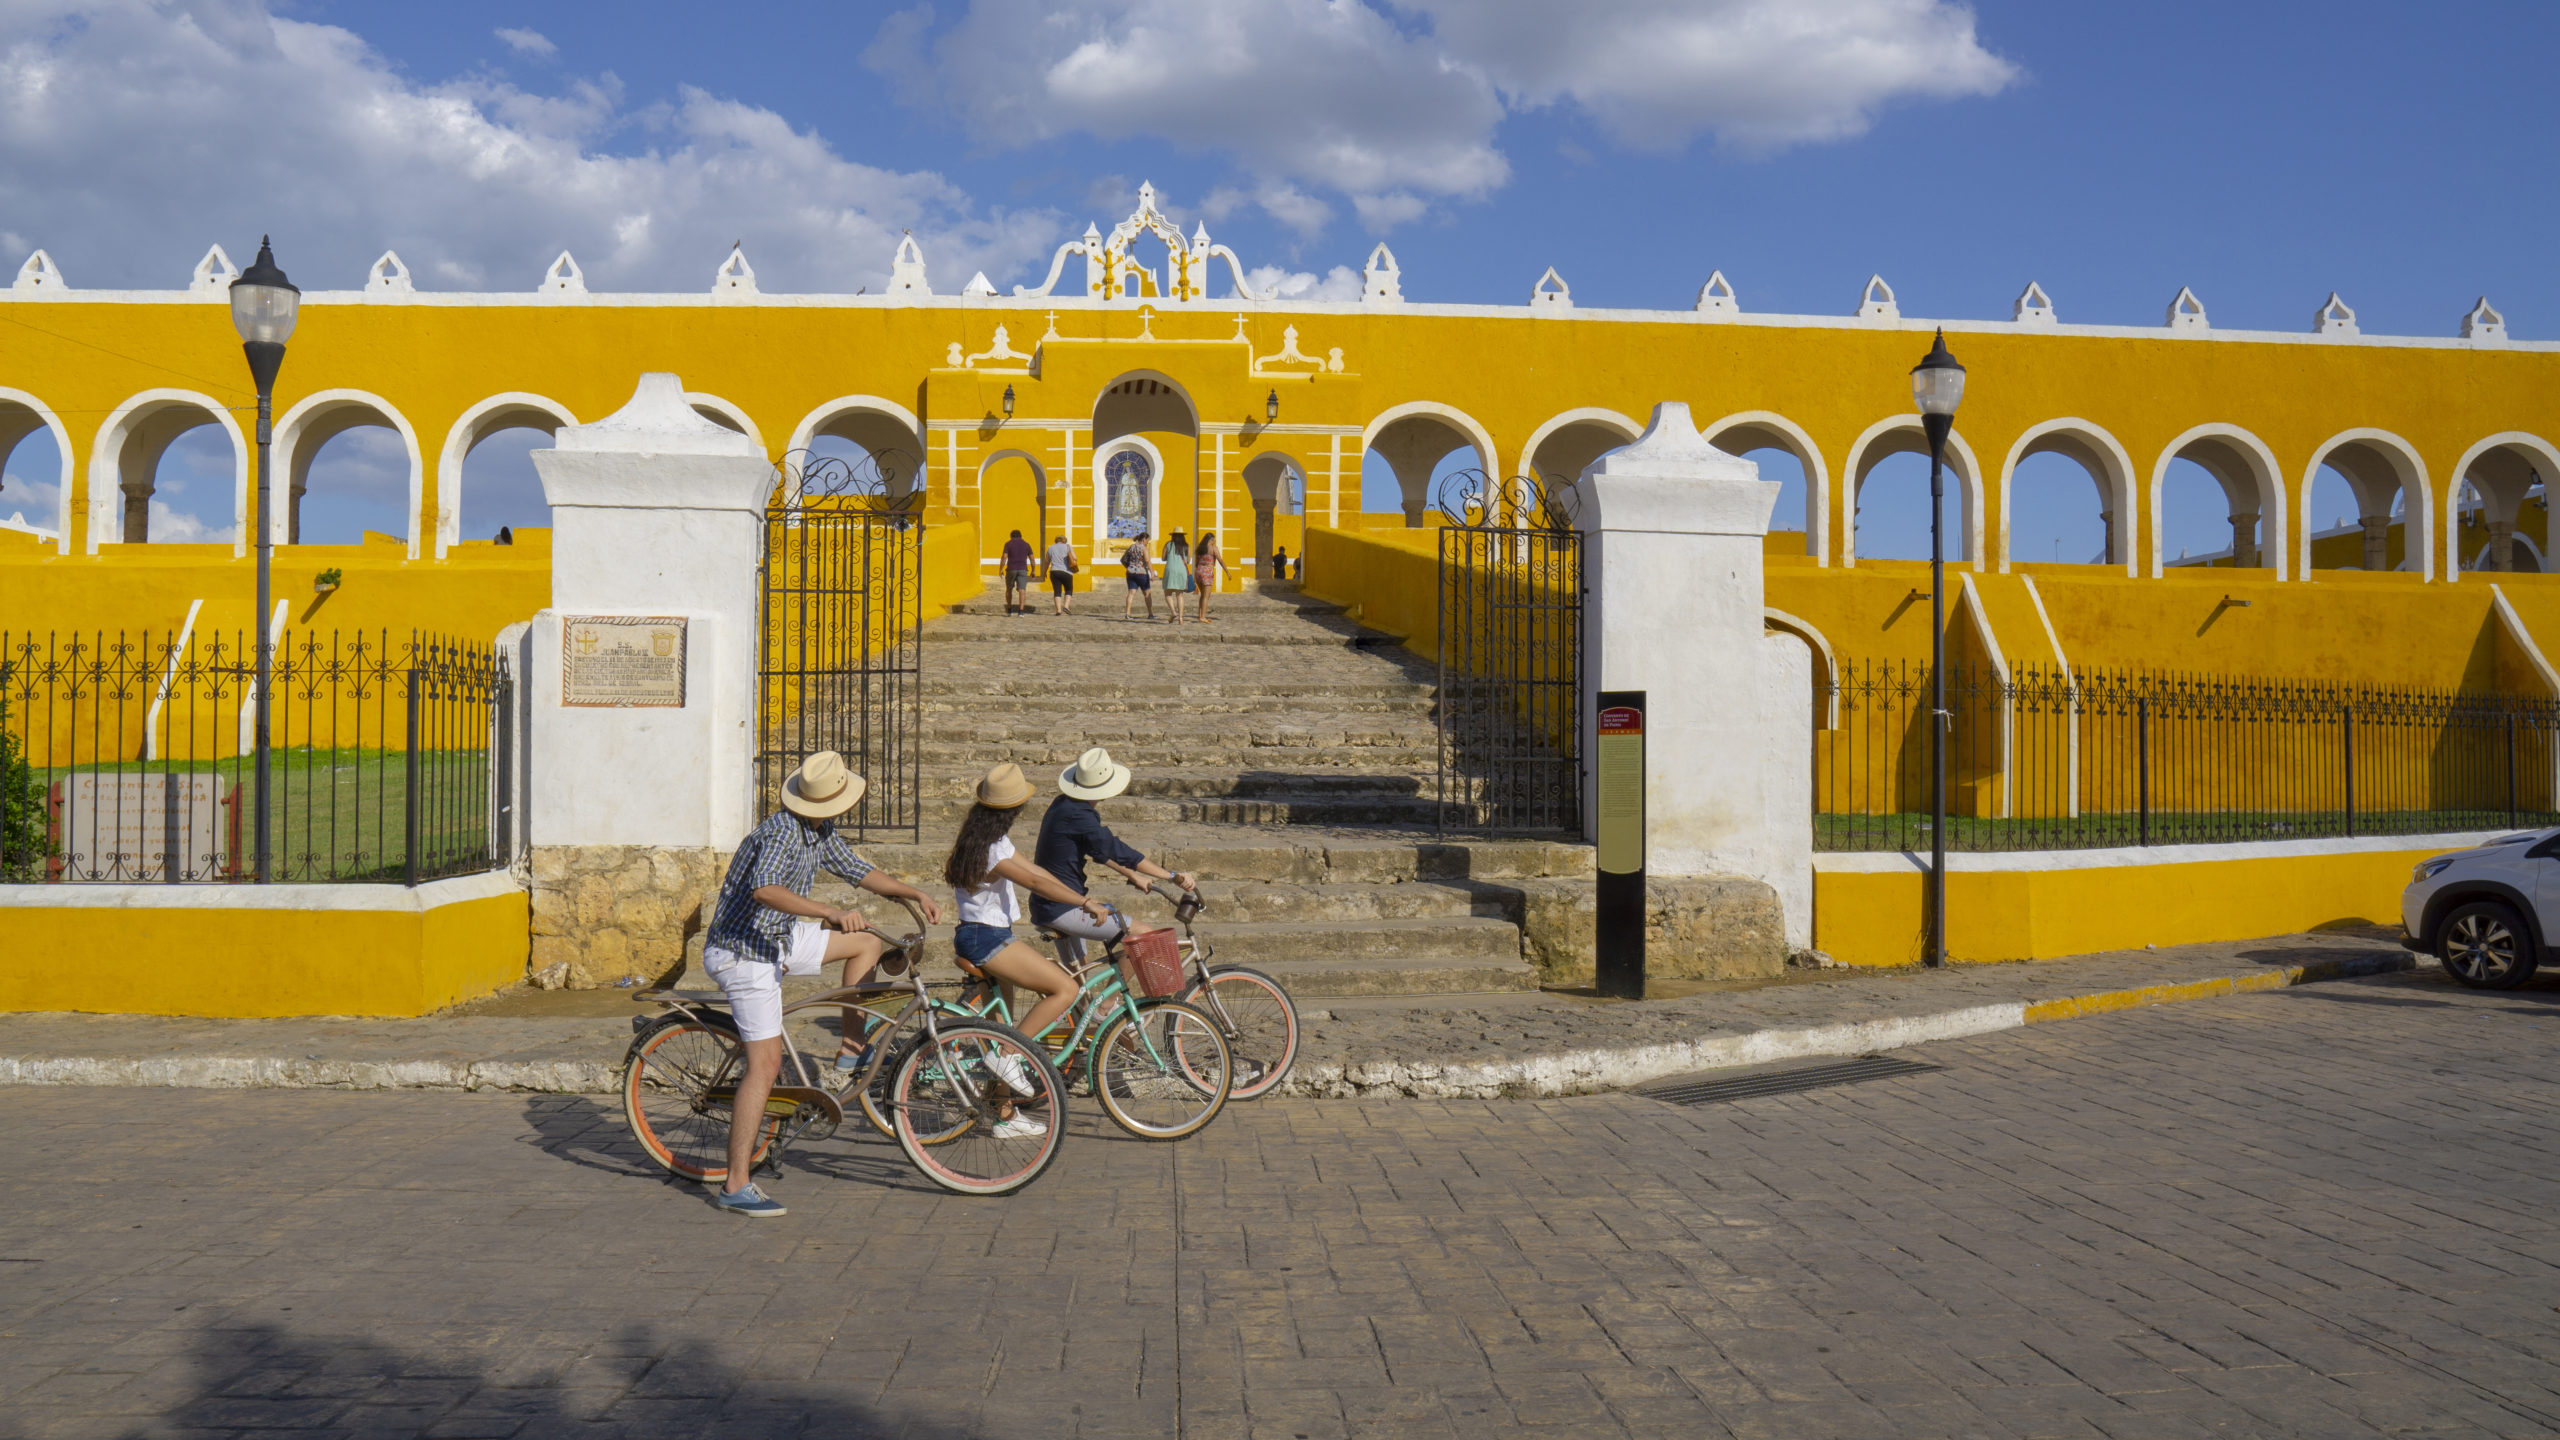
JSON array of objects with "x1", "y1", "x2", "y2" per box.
[
  {"x1": 1811, "y1": 833, "x2": 2487, "y2": 968},
  {"x1": 0, "y1": 873, "x2": 528, "y2": 1017}
]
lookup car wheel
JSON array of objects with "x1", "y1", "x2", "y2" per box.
[{"x1": 2436, "y1": 900, "x2": 2539, "y2": 990}]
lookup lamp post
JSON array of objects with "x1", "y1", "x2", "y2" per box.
[
  {"x1": 1910, "y1": 329, "x2": 1966, "y2": 966},
  {"x1": 230, "y1": 238, "x2": 299, "y2": 884},
  {"x1": 1001, "y1": 384, "x2": 1015, "y2": 419},
  {"x1": 1265, "y1": 389, "x2": 1279, "y2": 424}
]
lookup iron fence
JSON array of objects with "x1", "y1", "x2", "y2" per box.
[
  {"x1": 1434, "y1": 470, "x2": 1582, "y2": 833},
  {"x1": 1816, "y1": 658, "x2": 2560, "y2": 852},
  {"x1": 0, "y1": 628, "x2": 514, "y2": 884},
  {"x1": 757, "y1": 449, "x2": 924, "y2": 839}
]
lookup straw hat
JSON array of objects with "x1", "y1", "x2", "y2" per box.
[
  {"x1": 781, "y1": 751, "x2": 866, "y2": 819},
  {"x1": 976, "y1": 761, "x2": 1035, "y2": 810},
  {"x1": 1057, "y1": 746, "x2": 1132, "y2": 801}
]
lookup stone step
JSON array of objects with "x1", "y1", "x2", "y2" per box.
[
  {"x1": 847, "y1": 827, "x2": 1592, "y2": 885},
  {"x1": 922, "y1": 677, "x2": 1432, "y2": 700},
  {"x1": 918, "y1": 768, "x2": 1433, "y2": 800},
  {"x1": 927, "y1": 618, "x2": 1392, "y2": 649},
  {"x1": 917, "y1": 792, "x2": 1444, "y2": 828},
  {"x1": 921, "y1": 695, "x2": 1436, "y2": 718},
  {"x1": 931, "y1": 744, "x2": 1442, "y2": 772},
  {"x1": 922, "y1": 718, "x2": 1435, "y2": 747},
  {"x1": 942, "y1": 586, "x2": 1344, "y2": 618}
]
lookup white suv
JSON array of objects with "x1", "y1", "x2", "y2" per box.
[{"x1": 2402, "y1": 829, "x2": 2560, "y2": 989}]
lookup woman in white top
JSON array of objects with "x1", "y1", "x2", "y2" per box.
[{"x1": 941, "y1": 763, "x2": 1109, "y2": 1092}]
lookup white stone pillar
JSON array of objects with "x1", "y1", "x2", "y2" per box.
[
  {"x1": 1575, "y1": 402, "x2": 1813, "y2": 949},
  {"x1": 519, "y1": 373, "x2": 772, "y2": 987}
]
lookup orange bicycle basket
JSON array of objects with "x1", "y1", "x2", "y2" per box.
[{"x1": 1117, "y1": 927, "x2": 1186, "y2": 998}]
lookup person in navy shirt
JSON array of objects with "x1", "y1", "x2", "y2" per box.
[{"x1": 1030, "y1": 747, "x2": 1194, "y2": 963}]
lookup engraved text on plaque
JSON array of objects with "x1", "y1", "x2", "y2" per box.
[{"x1": 562, "y1": 615, "x2": 687, "y2": 708}]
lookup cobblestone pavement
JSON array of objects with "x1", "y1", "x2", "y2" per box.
[
  {"x1": 8, "y1": 966, "x2": 2559, "y2": 1438},
  {"x1": 0, "y1": 928, "x2": 2409, "y2": 1095}
]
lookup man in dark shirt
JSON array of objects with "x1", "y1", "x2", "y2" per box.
[
  {"x1": 1031, "y1": 747, "x2": 1194, "y2": 963},
  {"x1": 1001, "y1": 530, "x2": 1035, "y2": 615}
]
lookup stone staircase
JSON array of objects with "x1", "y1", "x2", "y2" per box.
[{"x1": 845, "y1": 581, "x2": 1596, "y2": 998}]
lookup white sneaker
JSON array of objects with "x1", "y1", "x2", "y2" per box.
[
  {"x1": 986, "y1": 1053, "x2": 1038, "y2": 1098},
  {"x1": 991, "y1": 1114, "x2": 1047, "y2": 1140}
]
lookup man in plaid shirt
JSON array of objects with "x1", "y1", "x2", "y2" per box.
[{"x1": 699, "y1": 751, "x2": 941, "y2": 1218}]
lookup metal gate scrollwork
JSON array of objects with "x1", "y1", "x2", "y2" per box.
[
  {"x1": 757, "y1": 449, "x2": 924, "y2": 839},
  {"x1": 1433, "y1": 470, "x2": 1583, "y2": 833}
]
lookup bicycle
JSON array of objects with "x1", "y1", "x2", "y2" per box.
[
  {"x1": 1151, "y1": 890, "x2": 1301, "y2": 1101},
  {"x1": 620, "y1": 899, "x2": 1068, "y2": 1197},
  {"x1": 940, "y1": 913, "x2": 1237, "y2": 1142}
]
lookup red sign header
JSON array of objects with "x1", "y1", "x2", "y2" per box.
[{"x1": 1598, "y1": 706, "x2": 1643, "y2": 735}]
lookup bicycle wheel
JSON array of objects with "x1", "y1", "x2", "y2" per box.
[
  {"x1": 892, "y1": 1021, "x2": 1068, "y2": 1196},
  {"x1": 622, "y1": 1017, "x2": 779, "y2": 1183},
  {"x1": 1094, "y1": 1000, "x2": 1231, "y2": 1141},
  {"x1": 1183, "y1": 966, "x2": 1299, "y2": 1100}
]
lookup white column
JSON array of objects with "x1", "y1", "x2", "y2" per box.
[
  {"x1": 1574, "y1": 402, "x2": 1813, "y2": 944},
  {"x1": 526, "y1": 373, "x2": 772, "y2": 848}
]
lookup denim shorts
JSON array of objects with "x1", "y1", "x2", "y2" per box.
[{"x1": 953, "y1": 922, "x2": 1014, "y2": 964}]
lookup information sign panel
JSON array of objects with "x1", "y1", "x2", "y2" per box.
[
  {"x1": 1595, "y1": 692, "x2": 1646, "y2": 999},
  {"x1": 561, "y1": 615, "x2": 687, "y2": 708},
  {"x1": 50, "y1": 773, "x2": 234, "y2": 882}
]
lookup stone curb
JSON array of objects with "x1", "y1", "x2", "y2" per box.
[{"x1": 0, "y1": 952, "x2": 2423, "y2": 1099}]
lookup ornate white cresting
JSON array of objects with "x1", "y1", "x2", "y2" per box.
[
  {"x1": 2166, "y1": 286, "x2": 2209, "y2": 332},
  {"x1": 540, "y1": 251, "x2": 588, "y2": 298},
  {"x1": 2012, "y1": 281, "x2": 2056, "y2": 325},
  {"x1": 2463, "y1": 296, "x2": 2508, "y2": 343},
  {"x1": 1695, "y1": 270, "x2": 1738, "y2": 318},
  {"x1": 961, "y1": 270, "x2": 998, "y2": 298},
  {"x1": 713, "y1": 245, "x2": 758, "y2": 299},
  {"x1": 888, "y1": 233, "x2": 931, "y2": 296},
  {"x1": 189, "y1": 245, "x2": 238, "y2": 298},
  {"x1": 1531, "y1": 267, "x2": 1573, "y2": 312},
  {"x1": 12, "y1": 250, "x2": 66, "y2": 293},
  {"x1": 365, "y1": 251, "x2": 415, "y2": 299},
  {"x1": 1363, "y1": 243, "x2": 1403, "y2": 305},
  {"x1": 2315, "y1": 292, "x2": 2359, "y2": 337},
  {"x1": 1015, "y1": 182, "x2": 1262, "y2": 301},
  {"x1": 1856, "y1": 275, "x2": 1898, "y2": 322}
]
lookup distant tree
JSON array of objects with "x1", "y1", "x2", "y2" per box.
[{"x1": 0, "y1": 725, "x2": 46, "y2": 882}]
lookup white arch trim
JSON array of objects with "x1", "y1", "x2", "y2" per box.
[
  {"x1": 1087, "y1": 433, "x2": 1167, "y2": 560},
  {"x1": 973, "y1": 447, "x2": 1052, "y2": 559},
  {"x1": 2146, "y1": 423, "x2": 2289, "y2": 581},
  {"x1": 683, "y1": 393, "x2": 765, "y2": 454},
  {"x1": 1841, "y1": 414, "x2": 1985, "y2": 570},
  {"x1": 1519, "y1": 406, "x2": 1642, "y2": 481},
  {"x1": 435, "y1": 392, "x2": 579, "y2": 557},
  {"x1": 1704, "y1": 409, "x2": 1831, "y2": 568},
  {"x1": 272, "y1": 389, "x2": 425, "y2": 556},
  {"x1": 785, "y1": 394, "x2": 924, "y2": 461},
  {"x1": 1998, "y1": 418, "x2": 2139, "y2": 576},
  {"x1": 2298, "y1": 427, "x2": 2433, "y2": 582},
  {"x1": 1358, "y1": 401, "x2": 1500, "y2": 482},
  {"x1": 1090, "y1": 368, "x2": 1203, "y2": 421},
  {"x1": 1763, "y1": 606, "x2": 1839, "y2": 730},
  {"x1": 85, "y1": 389, "x2": 248, "y2": 557},
  {"x1": 0, "y1": 387, "x2": 76, "y2": 554},
  {"x1": 2444, "y1": 432, "x2": 2560, "y2": 584}
]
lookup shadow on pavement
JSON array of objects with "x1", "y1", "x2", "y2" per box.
[
  {"x1": 114, "y1": 1319, "x2": 970, "y2": 1439},
  {"x1": 519, "y1": 1094, "x2": 948, "y2": 1197}
]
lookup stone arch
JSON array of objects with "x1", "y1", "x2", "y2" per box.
[
  {"x1": 0, "y1": 388, "x2": 75, "y2": 553},
  {"x1": 1360, "y1": 402, "x2": 1498, "y2": 524},
  {"x1": 2445, "y1": 432, "x2": 2560, "y2": 582},
  {"x1": 1242, "y1": 450, "x2": 1312, "y2": 575},
  {"x1": 787, "y1": 394, "x2": 922, "y2": 465},
  {"x1": 1521, "y1": 407, "x2": 1641, "y2": 485},
  {"x1": 1089, "y1": 432, "x2": 1168, "y2": 554},
  {"x1": 1092, "y1": 371, "x2": 1199, "y2": 444},
  {"x1": 1999, "y1": 419, "x2": 2138, "y2": 574},
  {"x1": 1763, "y1": 606, "x2": 1840, "y2": 729},
  {"x1": 684, "y1": 393, "x2": 765, "y2": 452},
  {"x1": 2300, "y1": 429, "x2": 2431, "y2": 579},
  {"x1": 435, "y1": 392, "x2": 579, "y2": 556},
  {"x1": 1703, "y1": 410, "x2": 1829, "y2": 563},
  {"x1": 272, "y1": 389, "x2": 424, "y2": 553},
  {"x1": 975, "y1": 447, "x2": 1052, "y2": 556},
  {"x1": 1841, "y1": 415, "x2": 1985, "y2": 568},
  {"x1": 2148, "y1": 424, "x2": 2287, "y2": 579},
  {"x1": 85, "y1": 389, "x2": 248, "y2": 555}
]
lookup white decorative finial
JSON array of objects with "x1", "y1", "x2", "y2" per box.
[
  {"x1": 1857, "y1": 275, "x2": 1898, "y2": 322},
  {"x1": 365, "y1": 251, "x2": 414, "y2": 299},
  {"x1": 2013, "y1": 281, "x2": 2055, "y2": 326},
  {"x1": 714, "y1": 244, "x2": 757, "y2": 299},
  {"x1": 961, "y1": 271, "x2": 997, "y2": 298},
  {"x1": 556, "y1": 373, "x2": 757, "y2": 458},
  {"x1": 12, "y1": 250, "x2": 66, "y2": 293},
  {"x1": 2463, "y1": 296, "x2": 2507, "y2": 342},
  {"x1": 1364, "y1": 243, "x2": 1403, "y2": 305},
  {"x1": 540, "y1": 251, "x2": 587, "y2": 297},
  {"x1": 2314, "y1": 291, "x2": 2358, "y2": 338},
  {"x1": 1530, "y1": 266, "x2": 1572, "y2": 312},
  {"x1": 2166, "y1": 285, "x2": 2208, "y2": 332},
  {"x1": 888, "y1": 234, "x2": 931, "y2": 296},
  {"x1": 1695, "y1": 269, "x2": 1737, "y2": 318},
  {"x1": 188, "y1": 245, "x2": 238, "y2": 298}
]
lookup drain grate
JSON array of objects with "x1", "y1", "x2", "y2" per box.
[{"x1": 1638, "y1": 1054, "x2": 1942, "y2": 1107}]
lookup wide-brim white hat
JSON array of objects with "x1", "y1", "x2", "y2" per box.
[
  {"x1": 1057, "y1": 746, "x2": 1131, "y2": 802},
  {"x1": 782, "y1": 751, "x2": 867, "y2": 819}
]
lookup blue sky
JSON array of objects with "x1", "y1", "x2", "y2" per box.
[{"x1": 5, "y1": 1, "x2": 2554, "y2": 558}]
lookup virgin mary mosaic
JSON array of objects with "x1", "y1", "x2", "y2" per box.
[{"x1": 1104, "y1": 450, "x2": 1152, "y2": 540}]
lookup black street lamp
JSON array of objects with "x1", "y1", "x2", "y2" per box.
[
  {"x1": 1910, "y1": 329, "x2": 1966, "y2": 967},
  {"x1": 230, "y1": 237, "x2": 298, "y2": 884},
  {"x1": 1000, "y1": 384, "x2": 1015, "y2": 419},
  {"x1": 1265, "y1": 389, "x2": 1279, "y2": 424}
]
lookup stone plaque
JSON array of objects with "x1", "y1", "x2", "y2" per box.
[{"x1": 562, "y1": 615, "x2": 687, "y2": 708}]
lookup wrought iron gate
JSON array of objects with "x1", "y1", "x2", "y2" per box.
[
  {"x1": 1433, "y1": 471, "x2": 1583, "y2": 833},
  {"x1": 756, "y1": 450, "x2": 923, "y2": 839}
]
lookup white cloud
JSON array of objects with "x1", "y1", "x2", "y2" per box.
[
  {"x1": 1247, "y1": 265, "x2": 1362, "y2": 303},
  {"x1": 144, "y1": 498, "x2": 233, "y2": 546},
  {"x1": 0, "y1": 472, "x2": 64, "y2": 536},
  {"x1": 0, "y1": 1, "x2": 1061, "y2": 293},
  {"x1": 871, "y1": 0, "x2": 2013, "y2": 229},
  {"x1": 493, "y1": 26, "x2": 554, "y2": 58}
]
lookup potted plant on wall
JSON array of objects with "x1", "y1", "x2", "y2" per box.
[{"x1": 313, "y1": 567, "x2": 343, "y2": 595}]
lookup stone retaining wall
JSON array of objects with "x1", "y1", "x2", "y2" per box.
[{"x1": 528, "y1": 845, "x2": 727, "y2": 989}]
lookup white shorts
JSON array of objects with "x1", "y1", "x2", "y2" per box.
[{"x1": 702, "y1": 919, "x2": 829, "y2": 1043}]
